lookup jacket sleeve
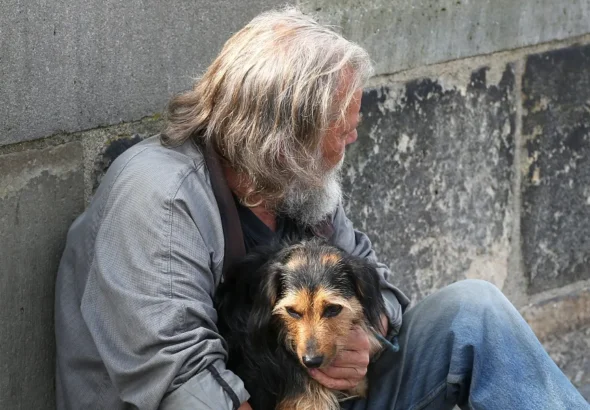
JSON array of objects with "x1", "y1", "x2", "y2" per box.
[
  {"x1": 80, "y1": 165, "x2": 248, "y2": 410},
  {"x1": 329, "y1": 203, "x2": 410, "y2": 337}
]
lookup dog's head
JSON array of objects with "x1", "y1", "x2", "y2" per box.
[{"x1": 249, "y1": 239, "x2": 386, "y2": 370}]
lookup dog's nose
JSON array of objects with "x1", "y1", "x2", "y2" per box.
[{"x1": 302, "y1": 355, "x2": 324, "y2": 368}]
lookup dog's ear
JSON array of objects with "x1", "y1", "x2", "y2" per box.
[
  {"x1": 248, "y1": 262, "x2": 284, "y2": 345},
  {"x1": 216, "y1": 247, "x2": 274, "y2": 310},
  {"x1": 346, "y1": 258, "x2": 386, "y2": 332}
]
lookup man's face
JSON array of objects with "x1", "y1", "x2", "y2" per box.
[
  {"x1": 321, "y1": 87, "x2": 362, "y2": 170},
  {"x1": 279, "y1": 87, "x2": 362, "y2": 227}
]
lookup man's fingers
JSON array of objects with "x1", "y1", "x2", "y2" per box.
[
  {"x1": 304, "y1": 325, "x2": 372, "y2": 391},
  {"x1": 317, "y1": 365, "x2": 367, "y2": 380},
  {"x1": 309, "y1": 369, "x2": 359, "y2": 391},
  {"x1": 342, "y1": 326, "x2": 371, "y2": 351},
  {"x1": 330, "y1": 350, "x2": 370, "y2": 368}
]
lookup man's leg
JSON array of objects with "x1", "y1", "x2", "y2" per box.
[{"x1": 344, "y1": 279, "x2": 589, "y2": 410}]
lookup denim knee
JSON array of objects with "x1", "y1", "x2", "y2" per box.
[
  {"x1": 446, "y1": 278, "x2": 502, "y2": 296},
  {"x1": 435, "y1": 279, "x2": 509, "y2": 313}
]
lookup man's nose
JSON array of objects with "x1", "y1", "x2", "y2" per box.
[
  {"x1": 302, "y1": 355, "x2": 324, "y2": 368},
  {"x1": 345, "y1": 129, "x2": 358, "y2": 145}
]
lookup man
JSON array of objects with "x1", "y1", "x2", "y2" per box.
[{"x1": 55, "y1": 7, "x2": 589, "y2": 410}]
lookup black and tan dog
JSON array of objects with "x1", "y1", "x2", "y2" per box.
[{"x1": 215, "y1": 239, "x2": 386, "y2": 410}]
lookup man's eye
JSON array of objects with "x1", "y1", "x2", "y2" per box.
[
  {"x1": 286, "y1": 307, "x2": 302, "y2": 319},
  {"x1": 322, "y1": 304, "x2": 343, "y2": 318}
]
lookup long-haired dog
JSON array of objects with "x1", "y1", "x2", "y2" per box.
[{"x1": 215, "y1": 239, "x2": 386, "y2": 410}]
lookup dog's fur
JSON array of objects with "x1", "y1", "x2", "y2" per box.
[{"x1": 215, "y1": 239, "x2": 386, "y2": 410}]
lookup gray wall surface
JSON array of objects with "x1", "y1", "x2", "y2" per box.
[
  {"x1": 0, "y1": 143, "x2": 84, "y2": 408},
  {"x1": 0, "y1": 0, "x2": 283, "y2": 146},
  {"x1": 340, "y1": 41, "x2": 590, "y2": 399},
  {"x1": 1, "y1": 0, "x2": 590, "y2": 407},
  {"x1": 2, "y1": 0, "x2": 589, "y2": 147},
  {"x1": 344, "y1": 65, "x2": 516, "y2": 302},
  {"x1": 300, "y1": 0, "x2": 590, "y2": 76}
]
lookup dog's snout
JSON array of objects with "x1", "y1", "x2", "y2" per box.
[{"x1": 302, "y1": 355, "x2": 324, "y2": 368}]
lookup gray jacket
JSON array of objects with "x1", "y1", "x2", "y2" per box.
[{"x1": 54, "y1": 136, "x2": 410, "y2": 410}]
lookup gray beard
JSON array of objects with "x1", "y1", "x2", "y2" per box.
[{"x1": 279, "y1": 158, "x2": 343, "y2": 228}]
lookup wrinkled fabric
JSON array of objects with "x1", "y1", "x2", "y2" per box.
[
  {"x1": 55, "y1": 135, "x2": 409, "y2": 410},
  {"x1": 343, "y1": 280, "x2": 590, "y2": 410}
]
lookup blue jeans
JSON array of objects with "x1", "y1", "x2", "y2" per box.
[{"x1": 343, "y1": 280, "x2": 589, "y2": 410}]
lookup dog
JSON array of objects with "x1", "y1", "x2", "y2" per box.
[{"x1": 215, "y1": 238, "x2": 387, "y2": 410}]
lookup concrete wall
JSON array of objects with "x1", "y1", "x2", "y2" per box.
[
  {"x1": 0, "y1": 0, "x2": 283, "y2": 146},
  {"x1": 340, "y1": 40, "x2": 590, "y2": 399},
  {"x1": 1, "y1": 0, "x2": 590, "y2": 407},
  {"x1": 301, "y1": 0, "x2": 590, "y2": 75}
]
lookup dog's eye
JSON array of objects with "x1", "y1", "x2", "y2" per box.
[
  {"x1": 286, "y1": 307, "x2": 302, "y2": 319},
  {"x1": 323, "y1": 304, "x2": 343, "y2": 318}
]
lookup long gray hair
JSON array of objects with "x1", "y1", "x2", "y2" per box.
[{"x1": 162, "y1": 7, "x2": 373, "y2": 206}]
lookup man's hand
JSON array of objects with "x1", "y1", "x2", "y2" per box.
[
  {"x1": 308, "y1": 326, "x2": 370, "y2": 391},
  {"x1": 308, "y1": 314, "x2": 389, "y2": 391},
  {"x1": 238, "y1": 402, "x2": 253, "y2": 410}
]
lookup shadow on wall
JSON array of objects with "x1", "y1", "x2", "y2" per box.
[{"x1": 93, "y1": 134, "x2": 144, "y2": 193}]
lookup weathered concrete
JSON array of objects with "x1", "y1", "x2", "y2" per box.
[
  {"x1": 0, "y1": 0, "x2": 282, "y2": 146},
  {"x1": 0, "y1": 143, "x2": 85, "y2": 409},
  {"x1": 92, "y1": 134, "x2": 144, "y2": 192},
  {"x1": 521, "y1": 44, "x2": 590, "y2": 294},
  {"x1": 3, "y1": 0, "x2": 590, "y2": 147},
  {"x1": 522, "y1": 284, "x2": 590, "y2": 343},
  {"x1": 342, "y1": 65, "x2": 515, "y2": 302},
  {"x1": 79, "y1": 115, "x2": 165, "y2": 203},
  {"x1": 543, "y1": 327, "x2": 590, "y2": 401},
  {"x1": 0, "y1": 114, "x2": 165, "y2": 205},
  {"x1": 522, "y1": 284, "x2": 590, "y2": 400},
  {"x1": 300, "y1": 0, "x2": 590, "y2": 76}
]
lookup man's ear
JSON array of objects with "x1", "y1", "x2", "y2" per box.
[{"x1": 346, "y1": 258, "x2": 386, "y2": 331}]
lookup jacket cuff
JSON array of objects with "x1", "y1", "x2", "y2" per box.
[
  {"x1": 159, "y1": 360, "x2": 249, "y2": 410},
  {"x1": 381, "y1": 288, "x2": 404, "y2": 338}
]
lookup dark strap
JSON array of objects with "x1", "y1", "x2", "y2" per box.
[
  {"x1": 203, "y1": 144, "x2": 246, "y2": 279},
  {"x1": 206, "y1": 364, "x2": 241, "y2": 410}
]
